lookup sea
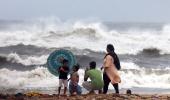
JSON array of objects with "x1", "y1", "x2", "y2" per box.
[{"x1": 0, "y1": 18, "x2": 170, "y2": 94}]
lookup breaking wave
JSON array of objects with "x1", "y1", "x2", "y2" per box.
[
  {"x1": 0, "y1": 18, "x2": 170, "y2": 55},
  {"x1": 0, "y1": 63, "x2": 170, "y2": 93},
  {"x1": 0, "y1": 18, "x2": 170, "y2": 93}
]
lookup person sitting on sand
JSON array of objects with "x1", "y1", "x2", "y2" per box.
[
  {"x1": 68, "y1": 64, "x2": 82, "y2": 95},
  {"x1": 58, "y1": 59, "x2": 69, "y2": 96},
  {"x1": 101, "y1": 44, "x2": 121, "y2": 94},
  {"x1": 82, "y1": 61, "x2": 104, "y2": 94}
]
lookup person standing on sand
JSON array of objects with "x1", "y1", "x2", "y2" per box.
[
  {"x1": 83, "y1": 61, "x2": 104, "y2": 94},
  {"x1": 58, "y1": 59, "x2": 69, "y2": 96},
  {"x1": 101, "y1": 44, "x2": 121, "y2": 94}
]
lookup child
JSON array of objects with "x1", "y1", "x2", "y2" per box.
[
  {"x1": 68, "y1": 64, "x2": 82, "y2": 95},
  {"x1": 83, "y1": 61, "x2": 104, "y2": 94},
  {"x1": 58, "y1": 59, "x2": 69, "y2": 96}
]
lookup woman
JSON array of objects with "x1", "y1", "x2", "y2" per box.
[{"x1": 102, "y1": 44, "x2": 121, "y2": 94}]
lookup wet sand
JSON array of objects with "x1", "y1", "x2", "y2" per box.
[{"x1": 1, "y1": 93, "x2": 170, "y2": 100}]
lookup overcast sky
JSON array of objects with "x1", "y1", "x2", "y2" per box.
[{"x1": 0, "y1": 0, "x2": 170, "y2": 22}]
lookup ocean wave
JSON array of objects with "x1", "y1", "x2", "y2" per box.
[
  {"x1": 0, "y1": 65, "x2": 170, "y2": 93},
  {"x1": 0, "y1": 44, "x2": 51, "y2": 56},
  {"x1": 0, "y1": 53, "x2": 47, "y2": 66},
  {"x1": 7, "y1": 53, "x2": 48, "y2": 66},
  {"x1": 0, "y1": 43, "x2": 167, "y2": 57},
  {"x1": 1, "y1": 46, "x2": 170, "y2": 71},
  {"x1": 138, "y1": 48, "x2": 161, "y2": 56},
  {"x1": 0, "y1": 52, "x2": 104, "y2": 71},
  {"x1": 0, "y1": 18, "x2": 170, "y2": 55},
  {"x1": 0, "y1": 67, "x2": 56, "y2": 90}
]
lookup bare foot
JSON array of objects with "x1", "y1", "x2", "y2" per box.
[
  {"x1": 113, "y1": 93, "x2": 120, "y2": 97},
  {"x1": 87, "y1": 91, "x2": 95, "y2": 95},
  {"x1": 98, "y1": 90, "x2": 102, "y2": 94},
  {"x1": 62, "y1": 94, "x2": 67, "y2": 96},
  {"x1": 70, "y1": 92, "x2": 77, "y2": 96}
]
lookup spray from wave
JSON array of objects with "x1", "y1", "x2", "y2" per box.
[
  {"x1": 6, "y1": 53, "x2": 47, "y2": 66},
  {"x1": 0, "y1": 18, "x2": 170, "y2": 55},
  {"x1": 0, "y1": 17, "x2": 170, "y2": 93},
  {"x1": 0, "y1": 62, "x2": 170, "y2": 94}
]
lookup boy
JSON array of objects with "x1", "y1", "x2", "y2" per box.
[
  {"x1": 83, "y1": 61, "x2": 104, "y2": 94},
  {"x1": 58, "y1": 59, "x2": 69, "y2": 96},
  {"x1": 68, "y1": 64, "x2": 82, "y2": 95}
]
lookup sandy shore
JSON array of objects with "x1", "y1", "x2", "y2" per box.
[{"x1": 1, "y1": 93, "x2": 170, "y2": 100}]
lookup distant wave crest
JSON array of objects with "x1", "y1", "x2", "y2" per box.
[{"x1": 0, "y1": 18, "x2": 170, "y2": 55}]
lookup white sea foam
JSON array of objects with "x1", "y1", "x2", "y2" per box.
[
  {"x1": 0, "y1": 18, "x2": 170, "y2": 55},
  {"x1": 6, "y1": 53, "x2": 48, "y2": 66},
  {"x1": 0, "y1": 63, "x2": 170, "y2": 92},
  {"x1": 0, "y1": 67, "x2": 55, "y2": 89},
  {"x1": 121, "y1": 62, "x2": 141, "y2": 70}
]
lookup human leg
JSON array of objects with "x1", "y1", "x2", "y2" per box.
[
  {"x1": 82, "y1": 81, "x2": 93, "y2": 92},
  {"x1": 76, "y1": 84, "x2": 82, "y2": 95},
  {"x1": 69, "y1": 81, "x2": 77, "y2": 95},
  {"x1": 98, "y1": 90, "x2": 102, "y2": 94},
  {"x1": 58, "y1": 79, "x2": 63, "y2": 95},
  {"x1": 112, "y1": 83, "x2": 119, "y2": 94},
  {"x1": 103, "y1": 73, "x2": 111, "y2": 94},
  {"x1": 63, "y1": 80, "x2": 68, "y2": 95}
]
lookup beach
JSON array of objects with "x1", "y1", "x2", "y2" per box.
[
  {"x1": 1, "y1": 93, "x2": 170, "y2": 100},
  {"x1": 1, "y1": 89, "x2": 170, "y2": 100},
  {"x1": 0, "y1": 0, "x2": 170, "y2": 99},
  {"x1": 0, "y1": 21, "x2": 170, "y2": 99}
]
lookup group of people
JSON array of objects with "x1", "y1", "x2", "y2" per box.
[{"x1": 57, "y1": 44, "x2": 121, "y2": 96}]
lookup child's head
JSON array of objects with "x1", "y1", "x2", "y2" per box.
[
  {"x1": 62, "y1": 59, "x2": 69, "y2": 66},
  {"x1": 73, "y1": 64, "x2": 80, "y2": 72},
  {"x1": 89, "y1": 61, "x2": 96, "y2": 69}
]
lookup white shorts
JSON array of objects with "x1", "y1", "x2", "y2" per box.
[
  {"x1": 59, "y1": 79, "x2": 68, "y2": 87},
  {"x1": 82, "y1": 81, "x2": 102, "y2": 91}
]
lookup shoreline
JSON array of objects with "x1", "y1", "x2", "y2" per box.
[
  {"x1": 1, "y1": 93, "x2": 170, "y2": 100},
  {"x1": 1, "y1": 87, "x2": 170, "y2": 95}
]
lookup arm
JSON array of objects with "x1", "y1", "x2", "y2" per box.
[
  {"x1": 84, "y1": 71, "x2": 89, "y2": 81},
  {"x1": 60, "y1": 67, "x2": 69, "y2": 73},
  {"x1": 67, "y1": 73, "x2": 71, "y2": 81},
  {"x1": 84, "y1": 77, "x2": 88, "y2": 81},
  {"x1": 104, "y1": 55, "x2": 113, "y2": 68},
  {"x1": 100, "y1": 66, "x2": 104, "y2": 70},
  {"x1": 77, "y1": 74, "x2": 79, "y2": 83},
  {"x1": 58, "y1": 67, "x2": 61, "y2": 73},
  {"x1": 67, "y1": 78, "x2": 70, "y2": 81},
  {"x1": 63, "y1": 68, "x2": 69, "y2": 73}
]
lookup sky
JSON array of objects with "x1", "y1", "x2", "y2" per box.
[{"x1": 0, "y1": 0, "x2": 170, "y2": 22}]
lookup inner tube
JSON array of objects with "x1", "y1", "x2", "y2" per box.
[{"x1": 47, "y1": 49, "x2": 76, "y2": 76}]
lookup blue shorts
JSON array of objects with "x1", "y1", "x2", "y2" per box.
[{"x1": 69, "y1": 81, "x2": 82, "y2": 95}]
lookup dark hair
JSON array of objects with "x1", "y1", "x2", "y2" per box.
[
  {"x1": 89, "y1": 61, "x2": 96, "y2": 69},
  {"x1": 62, "y1": 59, "x2": 68, "y2": 64},
  {"x1": 126, "y1": 89, "x2": 132, "y2": 95},
  {"x1": 107, "y1": 44, "x2": 115, "y2": 52},
  {"x1": 73, "y1": 64, "x2": 80, "y2": 71}
]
